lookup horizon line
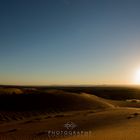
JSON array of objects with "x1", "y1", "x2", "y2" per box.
[{"x1": 0, "y1": 84, "x2": 139, "y2": 87}]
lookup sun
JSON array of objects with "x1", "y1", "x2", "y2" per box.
[{"x1": 134, "y1": 69, "x2": 140, "y2": 84}]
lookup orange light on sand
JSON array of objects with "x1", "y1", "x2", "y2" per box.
[{"x1": 134, "y1": 68, "x2": 140, "y2": 84}]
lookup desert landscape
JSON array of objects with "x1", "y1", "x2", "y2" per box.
[
  {"x1": 0, "y1": 86, "x2": 140, "y2": 139},
  {"x1": 1, "y1": 1, "x2": 140, "y2": 139}
]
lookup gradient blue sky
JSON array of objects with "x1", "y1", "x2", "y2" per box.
[{"x1": 1, "y1": 0, "x2": 140, "y2": 85}]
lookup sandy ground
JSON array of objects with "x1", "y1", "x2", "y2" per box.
[
  {"x1": 0, "y1": 108, "x2": 140, "y2": 140},
  {"x1": 0, "y1": 91, "x2": 140, "y2": 140}
]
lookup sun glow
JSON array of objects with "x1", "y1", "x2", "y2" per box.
[{"x1": 134, "y1": 68, "x2": 140, "y2": 84}]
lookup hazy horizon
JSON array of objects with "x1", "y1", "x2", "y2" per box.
[{"x1": 1, "y1": 0, "x2": 140, "y2": 85}]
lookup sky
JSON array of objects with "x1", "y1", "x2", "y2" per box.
[{"x1": 1, "y1": 0, "x2": 140, "y2": 85}]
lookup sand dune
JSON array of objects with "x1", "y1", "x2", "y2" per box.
[
  {"x1": 0, "y1": 87, "x2": 23, "y2": 94},
  {"x1": 0, "y1": 86, "x2": 140, "y2": 139},
  {"x1": 0, "y1": 108, "x2": 140, "y2": 140},
  {"x1": 0, "y1": 91, "x2": 113, "y2": 122}
]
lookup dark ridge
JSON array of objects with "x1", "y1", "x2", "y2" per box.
[{"x1": 0, "y1": 90, "x2": 111, "y2": 111}]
